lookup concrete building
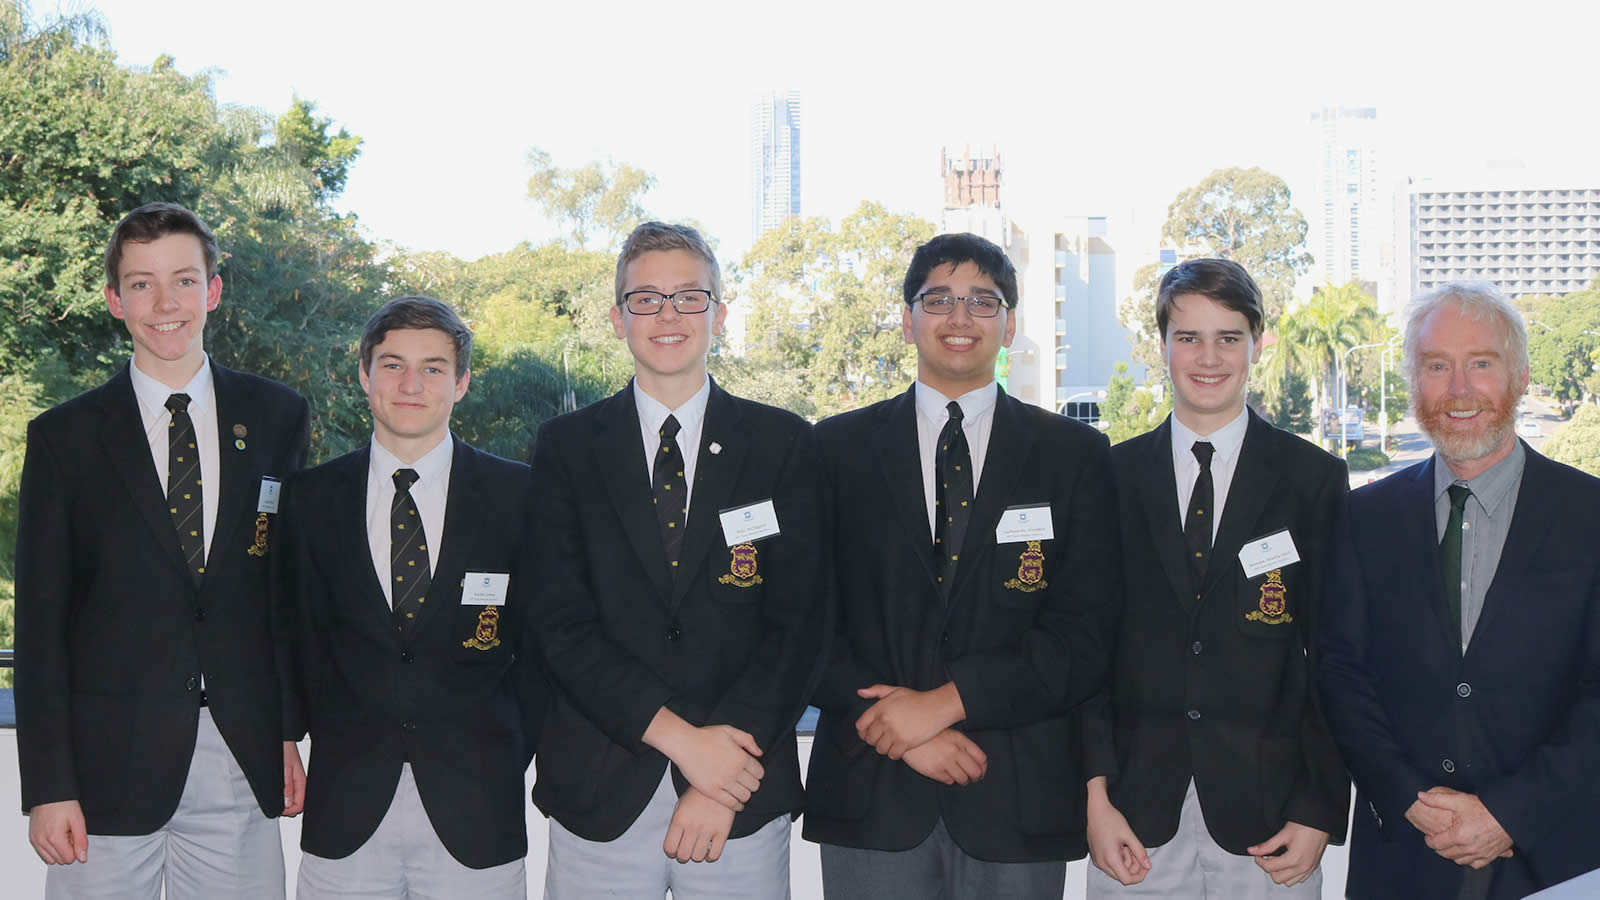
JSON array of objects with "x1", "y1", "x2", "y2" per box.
[
  {"x1": 936, "y1": 147, "x2": 1145, "y2": 420},
  {"x1": 1410, "y1": 178, "x2": 1600, "y2": 297},
  {"x1": 1309, "y1": 106, "x2": 1399, "y2": 310},
  {"x1": 750, "y1": 91, "x2": 802, "y2": 241}
]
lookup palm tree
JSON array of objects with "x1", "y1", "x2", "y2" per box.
[{"x1": 1294, "y1": 283, "x2": 1378, "y2": 425}]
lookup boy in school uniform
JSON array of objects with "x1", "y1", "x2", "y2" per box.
[
  {"x1": 281, "y1": 296, "x2": 541, "y2": 899},
  {"x1": 528, "y1": 221, "x2": 824, "y2": 898},
  {"x1": 16, "y1": 201, "x2": 310, "y2": 899}
]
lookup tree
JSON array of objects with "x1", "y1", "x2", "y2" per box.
[
  {"x1": 273, "y1": 96, "x2": 363, "y2": 200},
  {"x1": 1162, "y1": 167, "x2": 1313, "y2": 323},
  {"x1": 1115, "y1": 262, "x2": 1165, "y2": 373},
  {"x1": 1292, "y1": 283, "x2": 1379, "y2": 426},
  {"x1": 1523, "y1": 281, "x2": 1600, "y2": 412},
  {"x1": 1100, "y1": 362, "x2": 1170, "y2": 445},
  {"x1": 526, "y1": 148, "x2": 655, "y2": 250},
  {"x1": 1541, "y1": 401, "x2": 1600, "y2": 477}
]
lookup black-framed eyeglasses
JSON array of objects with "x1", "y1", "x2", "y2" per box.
[
  {"x1": 621, "y1": 289, "x2": 716, "y2": 315},
  {"x1": 914, "y1": 291, "x2": 1009, "y2": 318}
]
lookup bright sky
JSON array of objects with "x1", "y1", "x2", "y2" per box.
[{"x1": 79, "y1": 0, "x2": 1599, "y2": 265}]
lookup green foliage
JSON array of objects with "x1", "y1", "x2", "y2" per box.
[
  {"x1": 1101, "y1": 362, "x2": 1170, "y2": 445},
  {"x1": 1345, "y1": 447, "x2": 1390, "y2": 471},
  {"x1": 526, "y1": 147, "x2": 655, "y2": 250},
  {"x1": 1162, "y1": 167, "x2": 1313, "y2": 323},
  {"x1": 1255, "y1": 369, "x2": 1314, "y2": 433},
  {"x1": 1522, "y1": 281, "x2": 1600, "y2": 409},
  {"x1": 0, "y1": 365, "x2": 51, "y2": 677},
  {"x1": 1115, "y1": 261, "x2": 1165, "y2": 374},
  {"x1": 274, "y1": 96, "x2": 361, "y2": 199},
  {"x1": 731, "y1": 202, "x2": 935, "y2": 419},
  {"x1": 1541, "y1": 401, "x2": 1600, "y2": 477}
]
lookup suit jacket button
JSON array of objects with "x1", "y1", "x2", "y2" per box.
[
  {"x1": 1186, "y1": 709, "x2": 1201, "y2": 721},
  {"x1": 667, "y1": 628, "x2": 682, "y2": 642},
  {"x1": 1191, "y1": 641, "x2": 1203, "y2": 655},
  {"x1": 401, "y1": 650, "x2": 415, "y2": 664},
  {"x1": 1456, "y1": 682, "x2": 1471, "y2": 698},
  {"x1": 402, "y1": 720, "x2": 417, "y2": 731},
  {"x1": 941, "y1": 631, "x2": 950, "y2": 644},
  {"x1": 185, "y1": 676, "x2": 197, "y2": 692},
  {"x1": 1442, "y1": 758, "x2": 1455, "y2": 773}
]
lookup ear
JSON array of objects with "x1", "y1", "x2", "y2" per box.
[
  {"x1": 1001, "y1": 307, "x2": 1017, "y2": 348},
  {"x1": 713, "y1": 300, "x2": 729, "y2": 336},
  {"x1": 902, "y1": 304, "x2": 915, "y2": 345},
  {"x1": 452, "y1": 369, "x2": 472, "y2": 402},
  {"x1": 357, "y1": 359, "x2": 372, "y2": 395},
  {"x1": 609, "y1": 304, "x2": 626, "y2": 339},
  {"x1": 105, "y1": 284, "x2": 125, "y2": 319},
  {"x1": 205, "y1": 274, "x2": 222, "y2": 311},
  {"x1": 1250, "y1": 333, "x2": 1264, "y2": 364}
]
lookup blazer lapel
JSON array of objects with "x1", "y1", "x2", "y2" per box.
[
  {"x1": 330, "y1": 447, "x2": 394, "y2": 630},
  {"x1": 208, "y1": 363, "x2": 261, "y2": 583},
  {"x1": 98, "y1": 366, "x2": 191, "y2": 580},
  {"x1": 670, "y1": 383, "x2": 746, "y2": 612},
  {"x1": 596, "y1": 385, "x2": 674, "y2": 603},
  {"x1": 873, "y1": 386, "x2": 937, "y2": 588},
  {"x1": 1203, "y1": 410, "x2": 1283, "y2": 597},
  {"x1": 1472, "y1": 444, "x2": 1553, "y2": 651},
  {"x1": 413, "y1": 437, "x2": 479, "y2": 633},
  {"x1": 948, "y1": 388, "x2": 1034, "y2": 601},
  {"x1": 1405, "y1": 456, "x2": 1459, "y2": 650},
  {"x1": 1135, "y1": 418, "x2": 1197, "y2": 613}
]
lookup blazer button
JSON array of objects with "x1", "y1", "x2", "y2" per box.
[
  {"x1": 1442, "y1": 758, "x2": 1455, "y2": 773},
  {"x1": 1456, "y1": 682, "x2": 1471, "y2": 698},
  {"x1": 402, "y1": 720, "x2": 417, "y2": 731},
  {"x1": 1186, "y1": 709, "x2": 1201, "y2": 721},
  {"x1": 1191, "y1": 641, "x2": 1203, "y2": 655},
  {"x1": 185, "y1": 676, "x2": 198, "y2": 692},
  {"x1": 194, "y1": 607, "x2": 206, "y2": 622},
  {"x1": 941, "y1": 631, "x2": 950, "y2": 645},
  {"x1": 400, "y1": 650, "x2": 415, "y2": 664},
  {"x1": 667, "y1": 627, "x2": 682, "y2": 642}
]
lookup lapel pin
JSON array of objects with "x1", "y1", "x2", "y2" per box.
[
  {"x1": 233, "y1": 424, "x2": 248, "y2": 438},
  {"x1": 709, "y1": 442, "x2": 722, "y2": 455},
  {"x1": 234, "y1": 438, "x2": 247, "y2": 451}
]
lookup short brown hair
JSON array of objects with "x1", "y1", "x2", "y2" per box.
[
  {"x1": 359, "y1": 296, "x2": 473, "y2": 381},
  {"x1": 1155, "y1": 258, "x2": 1264, "y2": 340},
  {"x1": 613, "y1": 222, "x2": 722, "y2": 306},
  {"x1": 105, "y1": 202, "x2": 220, "y2": 289}
]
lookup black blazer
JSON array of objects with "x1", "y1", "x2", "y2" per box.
[
  {"x1": 527, "y1": 380, "x2": 825, "y2": 842},
  {"x1": 15, "y1": 361, "x2": 309, "y2": 834},
  {"x1": 1320, "y1": 448, "x2": 1600, "y2": 900},
  {"x1": 802, "y1": 385, "x2": 1120, "y2": 863},
  {"x1": 1081, "y1": 411, "x2": 1349, "y2": 855},
  {"x1": 281, "y1": 437, "x2": 540, "y2": 869}
]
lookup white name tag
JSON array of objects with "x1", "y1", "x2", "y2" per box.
[
  {"x1": 719, "y1": 499, "x2": 781, "y2": 547},
  {"x1": 462, "y1": 572, "x2": 510, "y2": 606},
  {"x1": 257, "y1": 476, "x2": 281, "y2": 514},
  {"x1": 1238, "y1": 529, "x2": 1301, "y2": 579},
  {"x1": 995, "y1": 503, "x2": 1054, "y2": 543}
]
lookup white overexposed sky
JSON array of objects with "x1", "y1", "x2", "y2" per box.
[{"x1": 72, "y1": 0, "x2": 1600, "y2": 265}]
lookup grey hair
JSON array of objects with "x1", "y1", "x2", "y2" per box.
[
  {"x1": 1402, "y1": 281, "x2": 1530, "y2": 378},
  {"x1": 613, "y1": 221, "x2": 723, "y2": 306}
]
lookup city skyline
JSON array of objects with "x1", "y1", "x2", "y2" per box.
[{"x1": 750, "y1": 91, "x2": 803, "y2": 242}]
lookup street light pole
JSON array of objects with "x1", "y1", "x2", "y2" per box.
[{"x1": 1380, "y1": 333, "x2": 1402, "y2": 450}]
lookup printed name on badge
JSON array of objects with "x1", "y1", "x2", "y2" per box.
[
  {"x1": 995, "y1": 503, "x2": 1054, "y2": 543},
  {"x1": 257, "y1": 476, "x2": 281, "y2": 514},
  {"x1": 1238, "y1": 529, "x2": 1301, "y2": 579},
  {"x1": 719, "y1": 499, "x2": 781, "y2": 547},
  {"x1": 461, "y1": 572, "x2": 510, "y2": 606}
]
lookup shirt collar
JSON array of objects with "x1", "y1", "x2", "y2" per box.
[
  {"x1": 1170, "y1": 406, "x2": 1249, "y2": 469},
  {"x1": 129, "y1": 354, "x2": 214, "y2": 421},
  {"x1": 370, "y1": 431, "x2": 454, "y2": 487},
  {"x1": 1432, "y1": 440, "x2": 1526, "y2": 517},
  {"x1": 914, "y1": 380, "x2": 999, "y2": 425},
  {"x1": 634, "y1": 376, "x2": 712, "y2": 436}
]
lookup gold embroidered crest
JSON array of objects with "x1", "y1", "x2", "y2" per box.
[
  {"x1": 1246, "y1": 569, "x2": 1294, "y2": 624},
  {"x1": 246, "y1": 512, "x2": 270, "y2": 557},
  {"x1": 717, "y1": 542, "x2": 763, "y2": 587},
  {"x1": 1003, "y1": 540, "x2": 1048, "y2": 592},
  {"x1": 463, "y1": 607, "x2": 501, "y2": 650}
]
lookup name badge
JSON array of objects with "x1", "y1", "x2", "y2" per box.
[
  {"x1": 1238, "y1": 530, "x2": 1301, "y2": 579},
  {"x1": 995, "y1": 503, "x2": 1054, "y2": 543},
  {"x1": 461, "y1": 572, "x2": 510, "y2": 606},
  {"x1": 719, "y1": 499, "x2": 781, "y2": 547},
  {"x1": 257, "y1": 476, "x2": 281, "y2": 514}
]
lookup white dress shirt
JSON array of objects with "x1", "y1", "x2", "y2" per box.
[
  {"x1": 1170, "y1": 408, "x2": 1249, "y2": 542},
  {"x1": 635, "y1": 377, "x2": 712, "y2": 516},
  {"x1": 915, "y1": 380, "x2": 999, "y2": 539},
  {"x1": 129, "y1": 356, "x2": 220, "y2": 561},
  {"x1": 367, "y1": 434, "x2": 454, "y2": 609}
]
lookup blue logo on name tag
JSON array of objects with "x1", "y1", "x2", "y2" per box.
[
  {"x1": 1260, "y1": 541, "x2": 1270, "y2": 551},
  {"x1": 1018, "y1": 512, "x2": 1029, "y2": 522},
  {"x1": 743, "y1": 510, "x2": 753, "y2": 521},
  {"x1": 482, "y1": 576, "x2": 491, "y2": 586}
]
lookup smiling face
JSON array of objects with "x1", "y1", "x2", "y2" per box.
[
  {"x1": 610, "y1": 248, "x2": 726, "y2": 400},
  {"x1": 359, "y1": 327, "x2": 470, "y2": 462},
  {"x1": 104, "y1": 233, "x2": 220, "y2": 387},
  {"x1": 902, "y1": 261, "x2": 1016, "y2": 399},
  {"x1": 1162, "y1": 292, "x2": 1261, "y2": 434},
  {"x1": 1412, "y1": 302, "x2": 1527, "y2": 478}
]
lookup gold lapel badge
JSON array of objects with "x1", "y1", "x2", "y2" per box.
[
  {"x1": 1004, "y1": 540, "x2": 1048, "y2": 592},
  {"x1": 233, "y1": 424, "x2": 248, "y2": 438},
  {"x1": 1246, "y1": 569, "x2": 1294, "y2": 624},
  {"x1": 246, "y1": 512, "x2": 270, "y2": 557},
  {"x1": 717, "y1": 542, "x2": 763, "y2": 587},
  {"x1": 463, "y1": 607, "x2": 501, "y2": 650}
]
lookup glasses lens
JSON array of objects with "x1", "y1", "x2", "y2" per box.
[
  {"x1": 920, "y1": 294, "x2": 956, "y2": 314},
  {"x1": 967, "y1": 296, "x2": 1001, "y2": 317},
  {"x1": 625, "y1": 291, "x2": 666, "y2": 314},
  {"x1": 673, "y1": 290, "x2": 713, "y2": 313}
]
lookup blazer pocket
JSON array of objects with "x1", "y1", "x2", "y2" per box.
[
  {"x1": 1009, "y1": 716, "x2": 1080, "y2": 835},
  {"x1": 71, "y1": 693, "x2": 133, "y2": 814},
  {"x1": 1237, "y1": 566, "x2": 1296, "y2": 638},
  {"x1": 709, "y1": 541, "x2": 766, "y2": 602},
  {"x1": 994, "y1": 538, "x2": 1052, "y2": 608},
  {"x1": 805, "y1": 715, "x2": 876, "y2": 821}
]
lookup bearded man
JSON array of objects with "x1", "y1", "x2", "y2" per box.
[{"x1": 1318, "y1": 282, "x2": 1600, "y2": 900}]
